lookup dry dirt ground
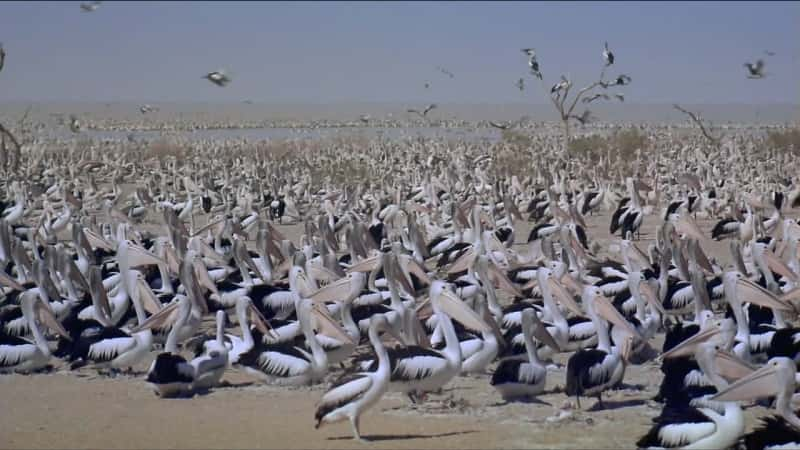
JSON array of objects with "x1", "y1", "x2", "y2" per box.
[{"x1": 0, "y1": 207, "x2": 789, "y2": 449}]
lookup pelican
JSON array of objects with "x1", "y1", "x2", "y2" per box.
[
  {"x1": 234, "y1": 296, "x2": 353, "y2": 386},
  {"x1": 190, "y1": 310, "x2": 229, "y2": 391},
  {"x1": 744, "y1": 59, "x2": 765, "y2": 79},
  {"x1": 204, "y1": 70, "x2": 231, "y2": 87},
  {"x1": 565, "y1": 285, "x2": 640, "y2": 409},
  {"x1": 142, "y1": 295, "x2": 196, "y2": 397},
  {"x1": 380, "y1": 280, "x2": 491, "y2": 402},
  {"x1": 490, "y1": 308, "x2": 559, "y2": 401},
  {"x1": 314, "y1": 315, "x2": 403, "y2": 442},
  {"x1": 603, "y1": 42, "x2": 614, "y2": 66},
  {"x1": 712, "y1": 357, "x2": 800, "y2": 449},
  {"x1": 0, "y1": 291, "x2": 70, "y2": 373}
]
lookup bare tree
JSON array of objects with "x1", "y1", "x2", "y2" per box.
[
  {"x1": 530, "y1": 45, "x2": 630, "y2": 155},
  {"x1": 672, "y1": 104, "x2": 723, "y2": 148}
]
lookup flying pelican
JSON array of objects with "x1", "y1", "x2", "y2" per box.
[
  {"x1": 744, "y1": 59, "x2": 766, "y2": 79},
  {"x1": 515, "y1": 78, "x2": 524, "y2": 92},
  {"x1": 80, "y1": 1, "x2": 101, "y2": 12},
  {"x1": 407, "y1": 104, "x2": 437, "y2": 119},
  {"x1": 603, "y1": 42, "x2": 614, "y2": 66},
  {"x1": 570, "y1": 110, "x2": 593, "y2": 126},
  {"x1": 0, "y1": 43, "x2": 5, "y2": 73},
  {"x1": 204, "y1": 70, "x2": 231, "y2": 87},
  {"x1": 436, "y1": 66, "x2": 455, "y2": 78}
]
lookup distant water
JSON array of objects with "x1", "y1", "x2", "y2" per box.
[{"x1": 41, "y1": 126, "x2": 502, "y2": 143}]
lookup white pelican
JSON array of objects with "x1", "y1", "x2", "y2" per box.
[
  {"x1": 142, "y1": 295, "x2": 196, "y2": 397},
  {"x1": 565, "y1": 285, "x2": 640, "y2": 409},
  {"x1": 232, "y1": 296, "x2": 353, "y2": 386},
  {"x1": 314, "y1": 314, "x2": 403, "y2": 442},
  {"x1": 490, "y1": 308, "x2": 558, "y2": 401},
  {"x1": 712, "y1": 357, "x2": 800, "y2": 449},
  {"x1": 381, "y1": 280, "x2": 491, "y2": 402},
  {"x1": 0, "y1": 291, "x2": 70, "y2": 373},
  {"x1": 190, "y1": 310, "x2": 229, "y2": 391}
]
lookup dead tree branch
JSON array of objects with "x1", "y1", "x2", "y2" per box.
[{"x1": 672, "y1": 104, "x2": 723, "y2": 147}]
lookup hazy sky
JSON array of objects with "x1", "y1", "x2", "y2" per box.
[{"x1": 1, "y1": 1, "x2": 798, "y2": 104}]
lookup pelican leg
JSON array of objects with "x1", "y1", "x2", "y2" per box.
[
  {"x1": 351, "y1": 415, "x2": 367, "y2": 442},
  {"x1": 595, "y1": 393, "x2": 604, "y2": 410}
]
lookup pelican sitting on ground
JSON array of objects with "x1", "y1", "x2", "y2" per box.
[
  {"x1": 190, "y1": 310, "x2": 229, "y2": 391},
  {"x1": 490, "y1": 308, "x2": 560, "y2": 401},
  {"x1": 379, "y1": 280, "x2": 492, "y2": 402},
  {"x1": 314, "y1": 314, "x2": 403, "y2": 442},
  {"x1": 0, "y1": 291, "x2": 70, "y2": 373},
  {"x1": 142, "y1": 295, "x2": 196, "y2": 397},
  {"x1": 711, "y1": 357, "x2": 800, "y2": 450}
]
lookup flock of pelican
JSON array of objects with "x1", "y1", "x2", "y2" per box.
[{"x1": 1, "y1": 117, "x2": 799, "y2": 448}]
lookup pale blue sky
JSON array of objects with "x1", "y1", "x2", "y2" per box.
[{"x1": 0, "y1": 1, "x2": 797, "y2": 104}]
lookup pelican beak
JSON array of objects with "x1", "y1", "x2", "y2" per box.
[
  {"x1": 415, "y1": 297, "x2": 433, "y2": 321},
  {"x1": 448, "y1": 247, "x2": 477, "y2": 275},
  {"x1": 310, "y1": 274, "x2": 354, "y2": 304},
  {"x1": 594, "y1": 294, "x2": 642, "y2": 340},
  {"x1": 400, "y1": 257, "x2": 432, "y2": 286},
  {"x1": 89, "y1": 267, "x2": 113, "y2": 322},
  {"x1": 620, "y1": 333, "x2": 634, "y2": 363},
  {"x1": 711, "y1": 363, "x2": 781, "y2": 402},
  {"x1": 311, "y1": 303, "x2": 356, "y2": 344},
  {"x1": 736, "y1": 278, "x2": 795, "y2": 312},
  {"x1": 547, "y1": 278, "x2": 585, "y2": 317},
  {"x1": 521, "y1": 277, "x2": 538, "y2": 291},
  {"x1": 560, "y1": 273, "x2": 583, "y2": 295},
  {"x1": 135, "y1": 277, "x2": 163, "y2": 315},
  {"x1": 0, "y1": 269, "x2": 23, "y2": 291},
  {"x1": 488, "y1": 264, "x2": 523, "y2": 297},
  {"x1": 84, "y1": 228, "x2": 114, "y2": 251},
  {"x1": 130, "y1": 300, "x2": 180, "y2": 333},
  {"x1": 347, "y1": 255, "x2": 382, "y2": 273},
  {"x1": 661, "y1": 325, "x2": 721, "y2": 359},
  {"x1": 35, "y1": 300, "x2": 71, "y2": 340},
  {"x1": 248, "y1": 302, "x2": 278, "y2": 340},
  {"x1": 640, "y1": 282, "x2": 666, "y2": 316},
  {"x1": 675, "y1": 217, "x2": 709, "y2": 247},
  {"x1": 763, "y1": 249, "x2": 798, "y2": 284},
  {"x1": 126, "y1": 243, "x2": 165, "y2": 268},
  {"x1": 435, "y1": 288, "x2": 491, "y2": 333},
  {"x1": 530, "y1": 312, "x2": 561, "y2": 352},
  {"x1": 193, "y1": 259, "x2": 219, "y2": 298},
  {"x1": 714, "y1": 350, "x2": 757, "y2": 382}
]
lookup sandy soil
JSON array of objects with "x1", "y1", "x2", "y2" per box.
[{"x1": 0, "y1": 208, "x2": 790, "y2": 449}]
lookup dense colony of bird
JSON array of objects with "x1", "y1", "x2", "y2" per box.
[{"x1": 0, "y1": 4, "x2": 797, "y2": 449}]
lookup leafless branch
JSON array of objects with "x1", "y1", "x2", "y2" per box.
[
  {"x1": 672, "y1": 104, "x2": 723, "y2": 147},
  {"x1": 0, "y1": 122, "x2": 22, "y2": 172}
]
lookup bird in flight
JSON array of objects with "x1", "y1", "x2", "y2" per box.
[
  {"x1": 489, "y1": 117, "x2": 526, "y2": 130},
  {"x1": 603, "y1": 74, "x2": 631, "y2": 88},
  {"x1": 359, "y1": 115, "x2": 371, "y2": 124},
  {"x1": 603, "y1": 42, "x2": 614, "y2": 66},
  {"x1": 436, "y1": 66, "x2": 455, "y2": 79},
  {"x1": 0, "y1": 43, "x2": 5, "y2": 74},
  {"x1": 408, "y1": 104, "x2": 437, "y2": 118},
  {"x1": 80, "y1": 1, "x2": 102, "y2": 12},
  {"x1": 204, "y1": 70, "x2": 231, "y2": 87},
  {"x1": 744, "y1": 59, "x2": 765, "y2": 79},
  {"x1": 764, "y1": 50, "x2": 776, "y2": 57},
  {"x1": 139, "y1": 104, "x2": 157, "y2": 114},
  {"x1": 424, "y1": 82, "x2": 430, "y2": 89},
  {"x1": 522, "y1": 48, "x2": 542, "y2": 80},
  {"x1": 613, "y1": 93, "x2": 625, "y2": 102},
  {"x1": 515, "y1": 78, "x2": 524, "y2": 92}
]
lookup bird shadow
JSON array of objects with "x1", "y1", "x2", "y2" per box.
[
  {"x1": 328, "y1": 430, "x2": 478, "y2": 442},
  {"x1": 588, "y1": 398, "x2": 646, "y2": 412}
]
